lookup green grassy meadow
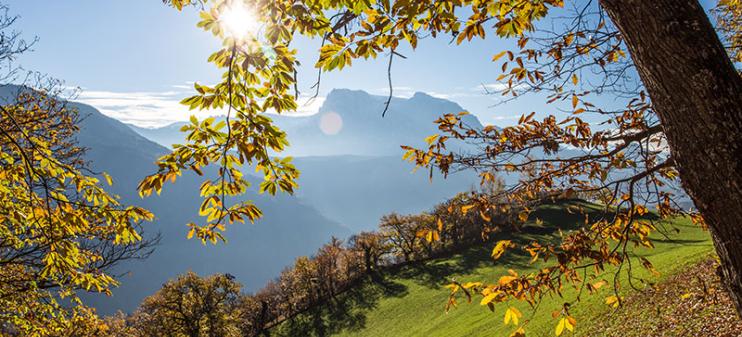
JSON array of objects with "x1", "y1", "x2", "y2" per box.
[{"x1": 273, "y1": 201, "x2": 714, "y2": 337}]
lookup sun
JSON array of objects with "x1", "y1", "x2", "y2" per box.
[{"x1": 219, "y1": 2, "x2": 258, "y2": 40}]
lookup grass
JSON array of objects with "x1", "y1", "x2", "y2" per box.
[{"x1": 272, "y1": 201, "x2": 714, "y2": 337}]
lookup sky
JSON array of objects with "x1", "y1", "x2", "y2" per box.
[{"x1": 7, "y1": 0, "x2": 720, "y2": 128}]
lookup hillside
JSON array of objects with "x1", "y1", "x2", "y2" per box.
[{"x1": 271, "y1": 202, "x2": 715, "y2": 337}]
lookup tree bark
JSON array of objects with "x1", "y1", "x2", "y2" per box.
[{"x1": 600, "y1": 0, "x2": 742, "y2": 316}]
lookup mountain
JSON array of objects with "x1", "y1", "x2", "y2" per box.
[
  {"x1": 0, "y1": 85, "x2": 351, "y2": 314},
  {"x1": 128, "y1": 89, "x2": 483, "y2": 157},
  {"x1": 127, "y1": 89, "x2": 483, "y2": 232}
]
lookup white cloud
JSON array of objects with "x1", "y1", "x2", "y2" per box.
[
  {"x1": 427, "y1": 91, "x2": 480, "y2": 100},
  {"x1": 293, "y1": 96, "x2": 326, "y2": 116},
  {"x1": 78, "y1": 89, "x2": 204, "y2": 128},
  {"x1": 477, "y1": 83, "x2": 509, "y2": 92},
  {"x1": 371, "y1": 86, "x2": 416, "y2": 98},
  {"x1": 370, "y1": 87, "x2": 480, "y2": 101},
  {"x1": 475, "y1": 82, "x2": 528, "y2": 94},
  {"x1": 78, "y1": 85, "x2": 325, "y2": 128}
]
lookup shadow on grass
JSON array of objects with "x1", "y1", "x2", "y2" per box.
[{"x1": 272, "y1": 273, "x2": 408, "y2": 337}]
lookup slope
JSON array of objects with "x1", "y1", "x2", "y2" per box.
[
  {"x1": 272, "y1": 202, "x2": 714, "y2": 337},
  {"x1": 291, "y1": 155, "x2": 477, "y2": 231}
]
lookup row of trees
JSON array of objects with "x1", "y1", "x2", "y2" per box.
[{"x1": 99, "y1": 181, "x2": 523, "y2": 337}]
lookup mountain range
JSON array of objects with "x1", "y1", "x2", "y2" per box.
[
  {"x1": 128, "y1": 89, "x2": 483, "y2": 157},
  {"x1": 127, "y1": 89, "x2": 484, "y2": 232}
]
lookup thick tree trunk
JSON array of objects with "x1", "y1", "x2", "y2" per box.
[{"x1": 600, "y1": 0, "x2": 742, "y2": 316}]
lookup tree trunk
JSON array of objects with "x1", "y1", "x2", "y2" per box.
[
  {"x1": 600, "y1": 0, "x2": 742, "y2": 316},
  {"x1": 259, "y1": 301, "x2": 271, "y2": 337},
  {"x1": 364, "y1": 249, "x2": 373, "y2": 274}
]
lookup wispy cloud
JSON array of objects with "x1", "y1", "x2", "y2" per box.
[
  {"x1": 77, "y1": 84, "x2": 325, "y2": 128},
  {"x1": 474, "y1": 82, "x2": 528, "y2": 94},
  {"x1": 370, "y1": 86, "x2": 480, "y2": 101},
  {"x1": 290, "y1": 96, "x2": 326, "y2": 116},
  {"x1": 78, "y1": 89, "x2": 201, "y2": 128},
  {"x1": 371, "y1": 86, "x2": 416, "y2": 98},
  {"x1": 427, "y1": 91, "x2": 480, "y2": 100}
]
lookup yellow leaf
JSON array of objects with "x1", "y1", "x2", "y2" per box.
[
  {"x1": 555, "y1": 317, "x2": 566, "y2": 336},
  {"x1": 566, "y1": 316, "x2": 576, "y2": 331},
  {"x1": 605, "y1": 295, "x2": 621, "y2": 308},
  {"x1": 592, "y1": 280, "x2": 608, "y2": 290},
  {"x1": 564, "y1": 33, "x2": 574, "y2": 46},
  {"x1": 492, "y1": 50, "x2": 508, "y2": 62},
  {"x1": 103, "y1": 172, "x2": 113, "y2": 186},
  {"x1": 461, "y1": 204, "x2": 476, "y2": 214},
  {"x1": 499, "y1": 275, "x2": 517, "y2": 285},
  {"x1": 571, "y1": 95, "x2": 578, "y2": 109},
  {"x1": 571, "y1": 73, "x2": 578, "y2": 85},
  {"x1": 491, "y1": 240, "x2": 515, "y2": 259},
  {"x1": 462, "y1": 281, "x2": 482, "y2": 289},
  {"x1": 518, "y1": 211, "x2": 529, "y2": 222},
  {"x1": 504, "y1": 306, "x2": 522, "y2": 325},
  {"x1": 426, "y1": 230, "x2": 440, "y2": 242},
  {"x1": 187, "y1": 228, "x2": 195, "y2": 239},
  {"x1": 480, "y1": 292, "x2": 499, "y2": 305}
]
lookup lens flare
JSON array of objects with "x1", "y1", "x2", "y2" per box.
[{"x1": 319, "y1": 112, "x2": 343, "y2": 135}]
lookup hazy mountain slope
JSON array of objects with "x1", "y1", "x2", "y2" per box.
[
  {"x1": 63, "y1": 100, "x2": 351, "y2": 314},
  {"x1": 125, "y1": 121, "x2": 186, "y2": 150},
  {"x1": 292, "y1": 156, "x2": 477, "y2": 231}
]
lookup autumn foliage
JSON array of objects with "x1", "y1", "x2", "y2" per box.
[
  {"x1": 0, "y1": 22, "x2": 154, "y2": 337},
  {"x1": 1, "y1": 0, "x2": 740, "y2": 335}
]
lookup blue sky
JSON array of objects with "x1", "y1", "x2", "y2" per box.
[{"x1": 8, "y1": 0, "x2": 719, "y2": 127}]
